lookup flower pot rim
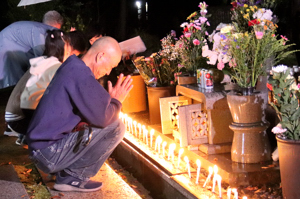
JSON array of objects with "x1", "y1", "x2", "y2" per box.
[{"x1": 276, "y1": 136, "x2": 300, "y2": 144}]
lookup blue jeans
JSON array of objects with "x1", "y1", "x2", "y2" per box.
[{"x1": 30, "y1": 119, "x2": 125, "y2": 181}]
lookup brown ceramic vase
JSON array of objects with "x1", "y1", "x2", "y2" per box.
[
  {"x1": 227, "y1": 91, "x2": 271, "y2": 163},
  {"x1": 147, "y1": 86, "x2": 176, "y2": 125},
  {"x1": 277, "y1": 137, "x2": 300, "y2": 199}
]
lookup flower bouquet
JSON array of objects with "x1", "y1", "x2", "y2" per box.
[
  {"x1": 133, "y1": 31, "x2": 180, "y2": 87},
  {"x1": 268, "y1": 65, "x2": 300, "y2": 140},
  {"x1": 202, "y1": 0, "x2": 297, "y2": 91},
  {"x1": 176, "y1": 1, "x2": 211, "y2": 75},
  {"x1": 268, "y1": 64, "x2": 300, "y2": 199}
]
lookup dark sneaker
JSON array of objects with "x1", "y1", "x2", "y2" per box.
[{"x1": 54, "y1": 171, "x2": 102, "y2": 192}]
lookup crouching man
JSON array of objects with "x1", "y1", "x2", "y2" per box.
[{"x1": 27, "y1": 36, "x2": 133, "y2": 192}]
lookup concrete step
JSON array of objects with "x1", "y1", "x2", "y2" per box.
[
  {"x1": 38, "y1": 162, "x2": 146, "y2": 199},
  {"x1": 0, "y1": 164, "x2": 30, "y2": 199}
]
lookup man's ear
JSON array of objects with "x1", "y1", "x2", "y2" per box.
[{"x1": 96, "y1": 52, "x2": 105, "y2": 64}]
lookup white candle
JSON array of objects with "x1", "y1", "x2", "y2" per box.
[
  {"x1": 156, "y1": 136, "x2": 162, "y2": 154},
  {"x1": 203, "y1": 166, "x2": 213, "y2": 188},
  {"x1": 177, "y1": 148, "x2": 184, "y2": 168},
  {"x1": 138, "y1": 123, "x2": 142, "y2": 138},
  {"x1": 184, "y1": 156, "x2": 191, "y2": 178},
  {"x1": 119, "y1": 112, "x2": 123, "y2": 119},
  {"x1": 162, "y1": 141, "x2": 167, "y2": 157},
  {"x1": 232, "y1": 188, "x2": 238, "y2": 199},
  {"x1": 124, "y1": 114, "x2": 128, "y2": 131},
  {"x1": 128, "y1": 117, "x2": 133, "y2": 133},
  {"x1": 227, "y1": 187, "x2": 231, "y2": 199},
  {"x1": 168, "y1": 143, "x2": 176, "y2": 161},
  {"x1": 145, "y1": 129, "x2": 148, "y2": 145},
  {"x1": 216, "y1": 174, "x2": 222, "y2": 198},
  {"x1": 242, "y1": 196, "x2": 247, "y2": 199},
  {"x1": 142, "y1": 125, "x2": 146, "y2": 141},
  {"x1": 133, "y1": 121, "x2": 137, "y2": 136},
  {"x1": 212, "y1": 165, "x2": 219, "y2": 192},
  {"x1": 150, "y1": 129, "x2": 155, "y2": 147},
  {"x1": 195, "y1": 159, "x2": 201, "y2": 184}
]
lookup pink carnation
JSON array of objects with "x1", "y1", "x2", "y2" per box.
[
  {"x1": 193, "y1": 39, "x2": 200, "y2": 45},
  {"x1": 184, "y1": 33, "x2": 192, "y2": 38},
  {"x1": 217, "y1": 62, "x2": 225, "y2": 70}
]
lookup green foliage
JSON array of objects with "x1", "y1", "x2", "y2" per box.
[
  {"x1": 269, "y1": 67, "x2": 300, "y2": 140},
  {"x1": 228, "y1": 27, "x2": 297, "y2": 87}
]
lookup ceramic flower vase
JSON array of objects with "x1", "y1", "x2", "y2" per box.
[
  {"x1": 277, "y1": 137, "x2": 300, "y2": 198},
  {"x1": 227, "y1": 90, "x2": 272, "y2": 163},
  {"x1": 147, "y1": 86, "x2": 176, "y2": 125},
  {"x1": 122, "y1": 74, "x2": 147, "y2": 113}
]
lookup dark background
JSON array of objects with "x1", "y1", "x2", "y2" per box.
[{"x1": 1, "y1": 0, "x2": 300, "y2": 62}]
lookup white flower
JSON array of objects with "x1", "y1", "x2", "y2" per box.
[
  {"x1": 180, "y1": 22, "x2": 188, "y2": 28},
  {"x1": 253, "y1": 8, "x2": 273, "y2": 21},
  {"x1": 272, "y1": 64, "x2": 288, "y2": 73},
  {"x1": 272, "y1": 123, "x2": 287, "y2": 134},
  {"x1": 220, "y1": 25, "x2": 234, "y2": 34}
]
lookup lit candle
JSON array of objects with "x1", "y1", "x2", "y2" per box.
[
  {"x1": 150, "y1": 129, "x2": 155, "y2": 147},
  {"x1": 232, "y1": 188, "x2": 238, "y2": 199},
  {"x1": 242, "y1": 196, "x2": 247, "y2": 199},
  {"x1": 216, "y1": 174, "x2": 222, "y2": 198},
  {"x1": 195, "y1": 159, "x2": 201, "y2": 184},
  {"x1": 177, "y1": 148, "x2": 184, "y2": 168},
  {"x1": 138, "y1": 123, "x2": 142, "y2": 138},
  {"x1": 162, "y1": 141, "x2": 167, "y2": 157},
  {"x1": 119, "y1": 112, "x2": 123, "y2": 119},
  {"x1": 128, "y1": 117, "x2": 133, "y2": 133},
  {"x1": 184, "y1": 156, "x2": 191, "y2": 178},
  {"x1": 157, "y1": 136, "x2": 162, "y2": 154},
  {"x1": 124, "y1": 114, "x2": 128, "y2": 131},
  {"x1": 212, "y1": 165, "x2": 218, "y2": 192},
  {"x1": 203, "y1": 166, "x2": 213, "y2": 188},
  {"x1": 133, "y1": 121, "x2": 137, "y2": 136},
  {"x1": 142, "y1": 125, "x2": 146, "y2": 141},
  {"x1": 168, "y1": 143, "x2": 176, "y2": 161},
  {"x1": 144, "y1": 129, "x2": 148, "y2": 145},
  {"x1": 227, "y1": 187, "x2": 231, "y2": 199}
]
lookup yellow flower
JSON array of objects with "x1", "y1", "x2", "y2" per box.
[
  {"x1": 240, "y1": 11, "x2": 244, "y2": 14},
  {"x1": 243, "y1": 13, "x2": 249, "y2": 19},
  {"x1": 244, "y1": 32, "x2": 249, "y2": 37},
  {"x1": 254, "y1": 5, "x2": 258, "y2": 9},
  {"x1": 246, "y1": 9, "x2": 250, "y2": 12},
  {"x1": 244, "y1": 4, "x2": 248, "y2": 8},
  {"x1": 250, "y1": 6, "x2": 254, "y2": 12},
  {"x1": 187, "y1": 12, "x2": 197, "y2": 20}
]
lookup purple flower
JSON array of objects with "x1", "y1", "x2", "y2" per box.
[{"x1": 220, "y1": 34, "x2": 227, "y2": 40}]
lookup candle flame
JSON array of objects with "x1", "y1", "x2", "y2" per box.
[
  {"x1": 213, "y1": 165, "x2": 218, "y2": 174},
  {"x1": 184, "y1": 156, "x2": 189, "y2": 163},
  {"x1": 196, "y1": 159, "x2": 201, "y2": 168},
  {"x1": 150, "y1": 129, "x2": 155, "y2": 135}
]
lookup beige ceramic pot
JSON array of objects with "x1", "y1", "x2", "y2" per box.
[
  {"x1": 227, "y1": 91, "x2": 271, "y2": 163},
  {"x1": 147, "y1": 86, "x2": 176, "y2": 125}
]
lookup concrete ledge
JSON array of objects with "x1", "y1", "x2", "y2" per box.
[{"x1": 0, "y1": 165, "x2": 29, "y2": 199}]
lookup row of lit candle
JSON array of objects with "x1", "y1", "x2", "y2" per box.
[{"x1": 119, "y1": 112, "x2": 248, "y2": 199}]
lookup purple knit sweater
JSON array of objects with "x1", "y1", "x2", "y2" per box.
[{"x1": 27, "y1": 55, "x2": 122, "y2": 151}]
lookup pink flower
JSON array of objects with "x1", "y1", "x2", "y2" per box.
[
  {"x1": 184, "y1": 33, "x2": 192, "y2": 38},
  {"x1": 170, "y1": 81, "x2": 174, "y2": 85},
  {"x1": 272, "y1": 124, "x2": 287, "y2": 134},
  {"x1": 193, "y1": 39, "x2": 200, "y2": 45},
  {"x1": 217, "y1": 62, "x2": 225, "y2": 70},
  {"x1": 280, "y1": 35, "x2": 288, "y2": 41},
  {"x1": 255, "y1": 31, "x2": 264, "y2": 39},
  {"x1": 206, "y1": 21, "x2": 210, "y2": 26}
]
